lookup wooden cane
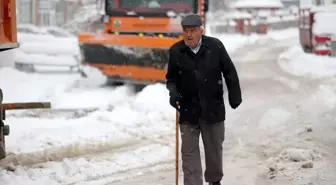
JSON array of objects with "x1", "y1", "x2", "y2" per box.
[{"x1": 175, "y1": 102, "x2": 180, "y2": 185}]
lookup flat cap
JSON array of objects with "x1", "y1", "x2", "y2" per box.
[{"x1": 181, "y1": 14, "x2": 202, "y2": 28}]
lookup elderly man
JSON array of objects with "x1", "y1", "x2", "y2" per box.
[{"x1": 165, "y1": 14, "x2": 242, "y2": 185}]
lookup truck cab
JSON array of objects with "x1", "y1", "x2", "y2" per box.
[{"x1": 78, "y1": 0, "x2": 209, "y2": 86}]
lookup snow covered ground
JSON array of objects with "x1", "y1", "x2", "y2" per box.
[
  {"x1": 1, "y1": 27, "x2": 336, "y2": 185},
  {"x1": 278, "y1": 45, "x2": 336, "y2": 79}
]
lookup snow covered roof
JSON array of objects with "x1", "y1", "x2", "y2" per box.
[{"x1": 232, "y1": 0, "x2": 284, "y2": 8}]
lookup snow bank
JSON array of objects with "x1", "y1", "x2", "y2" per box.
[
  {"x1": 15, "y1": 33, "x2": 79, "y2": 68},
  {"x1": 312, "y1": 11, "x2": 336, "y2": 35},
  {"x1": 19, "y1": 42, "x2": 79, "y2": 56},
  {"x1": 6, "y1": 116, "x2": 133, "y2": 154},
  {"x1": 15, "y1": 50, "x2": 78, "y2": 66},
  {"x1": 212, "y1": 28, "x2": 298, "y2": 53},
  {"x1": 17, "y1": 33, "x2": 57, "y2": 43},
  {"x1": 1, "y1": 144, "x2": 173, "y2": 185},
  {"x1": 0, "y1": 67, "x2": 80, "y2": 102},
  {"x1": 1, "y1": 69, "x2": 174, "y2": 155},
  {"x1": 277, "y1": 45, "x2": 336, "y2": 78}
]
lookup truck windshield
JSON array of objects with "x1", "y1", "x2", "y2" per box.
[{"x1": 106, "y1": 0, "x2": 197, "y2": 15}]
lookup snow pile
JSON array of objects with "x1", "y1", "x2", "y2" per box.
[
  {"x1": 17, "y1": 33, "x2": 57, "y2": 43},
  {"x1": 1, "y1": 68, "x2": 174, "y2": 155},
  {"x1": 265, "y1": 147, "x2": 322, "y2": 179},
  {"x1": 10, "y1": 33, "x2": 80, "y2": 73},
  {"x1": 277, "y1": 45, "x2": 336, "y2": 78},
  {"x1": 312, "y1": 11, "x2": 336, "y2": 35},
  {"x1": 1, "y1": 144, "x2": 173, "y2": 185},
  {"x1": 0, "y1": 67, "x2": 80, "y2": 102},
  {"x1": 19, "y1": 40, "x2": 78, "y2": 56}
]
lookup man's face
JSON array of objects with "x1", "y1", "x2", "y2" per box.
[{"x1": 182, "y1": 27, "x2": 203, "y2": 48}]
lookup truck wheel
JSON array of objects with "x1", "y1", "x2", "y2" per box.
[
  {"x1": 3, "y1": 125, "x2": 9, "y2": 136},
  {"x1": 303, "y1": 46, "x2": 312, "y2": 53},
  {"x1": 133, "y1": 84, "x2": 146, "y2": 92},
  {"x1": 107, "y1": 80, "x2": 124, "y2": 87}
]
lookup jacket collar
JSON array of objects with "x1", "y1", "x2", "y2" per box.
[{"x1": 180, "y1": 35, "x2": 210, "y2": 52}]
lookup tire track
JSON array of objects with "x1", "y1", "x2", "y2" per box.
[{"x1": 0, "y1": 137, "x2": 142, "y2": 169}]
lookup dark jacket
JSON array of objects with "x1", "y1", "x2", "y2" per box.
[{"x1": 165, "y1": 35, "x2": 242, "y2": 124}]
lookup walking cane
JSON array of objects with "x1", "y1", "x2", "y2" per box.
[{"x1": 175, "y1": 101, "x2": 180, "y2": 185}]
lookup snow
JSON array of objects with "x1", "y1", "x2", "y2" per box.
[
  {"x1": 0, "y1": 50, "x2": 15, "y2": 67},
  {"x1": 310, "y1": 4, "x2": 336, "y2": 13},
  {"x1": 13, "y1": 32, "x2": 80, "y2": 70},
  {"x1": 312, "y1": 11, "x2": 336, "y2": 35},
  {"x1": 232, "y1": 0, "x2": 284, "y2": 8},
  {"x1": 213, "y1": 28, "x2": 298, "y2": 54},
  {"x1": 277, "y1": 45, "x2": 336, "y2": 78},
  {"x1": 1, "y1": 24, "x2": 335, "y2": 185}
]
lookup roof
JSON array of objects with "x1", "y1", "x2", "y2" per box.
[{"x1": 232, "y1": 0, "x2": 284, "y2": 8}]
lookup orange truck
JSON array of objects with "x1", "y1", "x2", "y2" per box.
[
  {"x1": 0, "y1": 0, "x2": 19, "y2": 52},
  {"x1": 78, "y1": 0, "x2": 209, "y2": 87}
]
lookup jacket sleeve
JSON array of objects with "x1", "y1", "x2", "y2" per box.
[
  {"x1": 218, "y1": 40, "x2": 242, "y2": 107},
  {"x1": 165, "y1": 48, "x2": 179, "y2": 97}
]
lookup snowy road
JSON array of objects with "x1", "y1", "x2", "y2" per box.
[
  {"x1": 1, "y1": 32, "x2": 336, "y2": 185},
  {"x1": 108, "y1": 39, "x2": 336, "y2": 185}
]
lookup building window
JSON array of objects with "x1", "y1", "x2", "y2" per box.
[{"x1": 39, "y1": 11, "x2": 55, "y2": 26}]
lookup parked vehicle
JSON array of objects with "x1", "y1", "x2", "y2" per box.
[{"x1": 299, "y1": 0, "x2": 336, "y2": 55}]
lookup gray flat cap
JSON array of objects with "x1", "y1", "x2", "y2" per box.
[{"x1": 181, "y1": 14, "x2": 202, "y2": 28}]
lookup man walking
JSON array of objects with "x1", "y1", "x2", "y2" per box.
[{"x1": 165, "y1": 14, "x2": 242, "y2": 185}]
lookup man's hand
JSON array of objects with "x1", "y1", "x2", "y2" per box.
[
  {"x1": 229, "y1": 99, "x2": 241, "y2": 109},
  {"x1": 169, "y1": 94, "x2": 182, "y2": 110}
]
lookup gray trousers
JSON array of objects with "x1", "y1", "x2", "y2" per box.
[{"x1": 180, "y1": 120, "x2": 225, "y2": 185}]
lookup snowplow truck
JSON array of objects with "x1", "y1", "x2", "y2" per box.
[{"x1": 78, "y1": 0, "x2": 209, "y2": 85}]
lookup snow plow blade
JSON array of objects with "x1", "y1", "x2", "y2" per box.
[{"x1": 78, "y1": 32, "x2": 182, "y2": 84}]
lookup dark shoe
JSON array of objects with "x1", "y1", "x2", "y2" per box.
[{"x1": 209, "y1": 182, "x2": 221, "y2": 185}]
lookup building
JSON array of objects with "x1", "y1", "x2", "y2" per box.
[{"x1": 16, "y1": 0, "x2": 81, "y2": 26}]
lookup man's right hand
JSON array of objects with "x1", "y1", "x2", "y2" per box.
[{"x1": 169, "y1": 94, "x2": 182, "y2": 110}]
